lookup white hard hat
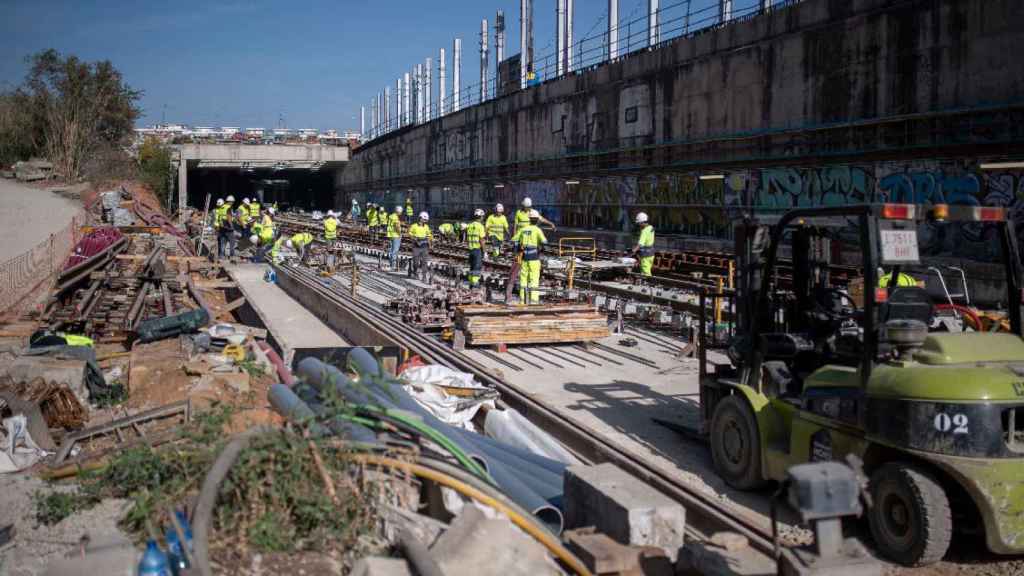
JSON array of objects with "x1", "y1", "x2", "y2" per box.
[
  {"x1": 522, "y1": 197, "x2": 532, "y2": 208},
  {"x1": 528, "y1": 209, "x2": 540, "y2": 219},
  {"x1": 459, "y1": 222, "x2": 467, "y2": 230},
  {"x1": 286, "y1": 239, "x2": 294, "y2": 249},
  {"x1": 243, "y1": 198, "x2": 250, "y2": 204},
  {"x1": 226, "y1": 195, "x2": 235, "y2": 202},
  {"x1": 419, "y1": 211, "x2": 429, "y2": 221},
  {"x1": 395, "y1": 205, "x2": 403, "y2": 213},
  {"x1": 216, "y1": 199, "x2": 224, "y2": 206},
  {"x1": 352, "y1": 198, "x2": 358, "y2": 203},
  {"x1": 327, "y1": 210, "x2": 335, "y2": 217},
  {"x1": 268, "y1": 207, "x2": 275, "y2": 214},
  {"x1": 635, "y1": 212, "x2": 649, "y2": 224},
  {"x1": 474, "y1": 208, "x2": 485, "y2": 217},
  {"x1": 249, "y1": 234, "x2": 258, "y2": 244},
  {"x1": 496, "y1": 203, "x2": 504, "y2": 212}
]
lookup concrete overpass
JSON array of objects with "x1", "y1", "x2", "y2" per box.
[
  {"x1": 174, "y1": 143, "x2": 349, "y2": 217},
  {"x1": 338, "y1": 0, "x2": 1024, "y2": 257}
]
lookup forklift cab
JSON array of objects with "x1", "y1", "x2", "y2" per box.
[{"x1": 700, "y1": 204, "x2": 1024, "y2": 566}]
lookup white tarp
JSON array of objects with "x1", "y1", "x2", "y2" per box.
[
  {"x1": 0, "y1": 415, "x2": 49, "y2": 473},
  {"x1": 400, "y1": 365, "x2": 495, "y2": 430}
]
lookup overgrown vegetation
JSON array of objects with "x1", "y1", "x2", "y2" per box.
[
  {"x1": 0, "y1": 49, "x2": 139, "y2": 180},
  {"x1": 137, "y1": 137, "x2": 173, "y2": 210},
  {"x1": 35, "y1": 404, "x2": 390, "y2": 561}
]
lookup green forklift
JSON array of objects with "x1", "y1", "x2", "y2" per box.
[{"x1": 698, "y1": 203, "x2": 1024, "y2": 566}]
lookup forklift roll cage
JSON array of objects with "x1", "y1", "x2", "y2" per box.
[{"x1": 742, "y1": 203, "x2": 1023, "y2": 393}]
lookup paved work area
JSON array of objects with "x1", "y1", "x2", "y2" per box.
[
  {"x1": 0, "y1": 179, "x2": 81, "y2": 263},
  {"x1": 227, "y1": 263, "x2": 349, "y2": 364}
]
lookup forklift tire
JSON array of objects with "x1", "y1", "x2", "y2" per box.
[
  {"x1": 867, "y1": 462, "x2": 952, "y2": 566},
  {"x1": 709, "y1": 395, "x2": 764, "y2": 490}
]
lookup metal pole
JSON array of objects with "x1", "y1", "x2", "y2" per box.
[
  {"x1": 425, "y1": 57, "x2": 432, "y2": 121},
  {"x1": 453, "y1": 38, "x2": 462, "y2": 112},
  {"x1": 378, "y1": 91, "x2": 384, "y2": 136},
  {"x1": 608, "y1": 0, "x2": 618, "y2": 60},
  {"x1": 360, "y1": 105, "x2": 366, "y2": 139},
  {"x1": 566, "y1": 0, "x2": 574, "y2": 72},
  {"x1": 721, "y1": 0, "x2": 733, "y2": 22},
  {"x1": 384, "y1": 86, "x2": 390, "y2": 132},
  {"x1": 556, "y1": 0, "x2": 566, "y2": 76},
  {"x1": 403, "y1": 72, "x2": 411, "y2": 125},
  {"x1": 396, "y1": 78, "x2": 403, "y2": 128},
  {"x1": 439, "y1": 47, "x2": 447, "y2": 115},
  {"x1": 371, "y1": 96, "x2": 378, "y2": 138},
  {"x1": 415, "y1": 64, "x2": 423, "y2": 124},
  {"x1": 648, "y1": 0, "x2": 660, "y2": 47},
  {"x1": 520, "y1": 0, "x2": 528, "y2": 89},
  {"x1": 481, "y1": 18, "x2": 489, "y2": 102},
  {"x1": 496, "y1": 10, "x2": 505, "y2": 66}
]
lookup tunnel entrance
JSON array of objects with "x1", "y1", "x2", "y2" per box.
[{"x1": 186, "y1": 168, "x2": 335, "y2": 211}]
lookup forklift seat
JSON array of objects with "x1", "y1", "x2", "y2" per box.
[
  {"x1": 760, "y1": 333, "x2": 815, "y2": 360},
  {"x1": 878, "y1": 287, "x2": 933, "y2": 325}
]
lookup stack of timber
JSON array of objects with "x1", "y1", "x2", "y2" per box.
[{"x1": 454, "y1": 303, "x2": 609, "y2": 345}]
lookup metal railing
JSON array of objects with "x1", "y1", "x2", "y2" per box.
[
  {"x1": 0, "y1": 211, "x2": 87, "y2": 315},
  {"x1": 365, "y1": 0, "x2": 800, "y2": 139}
]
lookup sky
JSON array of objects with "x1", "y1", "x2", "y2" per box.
[{"x1": 0, "y1": 0, "x2": 748, "y2": 132}]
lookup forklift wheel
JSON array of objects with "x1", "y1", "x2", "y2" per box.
[
  {"x1": 709, "y1": 395, "x2": 764, "y2": 489},
  {"x1": 867, "y1": 462, "x2": 952, "y2": 566}
]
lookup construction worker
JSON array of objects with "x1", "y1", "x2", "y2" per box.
[
  {"x1": 225, "y1": 195, "x2": 238, "y2": 258},
  {"x1": 287, "y1": 231, "x2": 314, "y2": 261},
  {"x1": 236, "y1": 197, "x2": 252, "y2": 233},
  {"x1": 632, "y1": 212, "x2": 655, "y2": 277},
  {"x1": 387, "y1": 205, "x2": 403, "y2": 269},
  {"x1": 438, "y1": 221, "x2": 456, "y2": 239},
  {"x1": 512, "y1": 209, "x2": 548, "y2": 304},
  {"x1": 485, "y1": 203, "x2": 510, "y2": 257},
  {"x1": 878, "y1": 268, "x2": 918, "y2": 288},
  {"x1": 350, "y1": 198, "x2": 361, "y2": 221},
  {"x1": 323, "y1": 210, "x2": 340, "y2": 244},
  {"x1": 367, "y1": 203, "x2": 379, "y2": 235},
  {"x1": 249, "y1": 198, "x2": 261, "y2": 219},
  {"x1": 405, "y1": 197, "x2": 414, "y2": 220},
  {"x1": 408, "y1": 211, "x2": 433, "y2": 280},
  {"x1": 513, "y1": 197, "x2": 556, "y2": 235},
  {"x1": 269, "y1": 235, "x2": 287, "y2": 264},
  {"x1": 466, "y1": 209, "x2": 487, "y2": 287},
  {"x1": 214, "y1": 198, "x2": 230, "y2": 261}
]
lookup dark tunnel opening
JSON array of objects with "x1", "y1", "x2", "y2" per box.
[{"x1": 186, "y1": 168, "x2": 335, "y2": 211}]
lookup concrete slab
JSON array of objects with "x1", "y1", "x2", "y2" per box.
[{"x1": 226, "y1": 263, "x2": 348, "y2": 365}]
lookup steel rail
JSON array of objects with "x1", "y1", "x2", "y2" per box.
[{"x1": 276, "y1": 262, "x2": 779, "y2": 562}]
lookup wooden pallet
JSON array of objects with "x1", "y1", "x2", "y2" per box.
[{"x1": 454, "y1": 304, "x2": 609, "y2": 346}]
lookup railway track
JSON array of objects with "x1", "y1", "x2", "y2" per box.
[{"x1": 275, "y1": 262, "x2": 787, "y2": 568}]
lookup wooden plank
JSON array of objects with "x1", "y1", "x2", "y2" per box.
[{"x1": 217, "y1": 297, "x2": 246, "y2": 313}]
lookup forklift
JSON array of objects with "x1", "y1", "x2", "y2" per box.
[{"x1": 698, "y1": 203, "x2": 1024, "y2": 566}]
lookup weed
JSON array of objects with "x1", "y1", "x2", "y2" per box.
[
  {"x1": 33, "y1": 490, "x2": 99, "y2": 526},
  {"x1": 236, "y1": 360, "x2": 266, "y2": 378}
]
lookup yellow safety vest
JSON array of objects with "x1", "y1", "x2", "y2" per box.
[
  {"x1": 513, "y1": 224, "x2": 547, "y2": 260},
  {"x1": 387, "y1": 213, "x2": 402, "y2": 238},
  {"x1": 58, "y1": 333, "x2": 94, "y2": 347},
  {"x1": 486, "y1": 214, "x2": 509, "y2": 239},
  {"x1": 637, "y1": 225, "x2": 655, "y2": 257},
  {"x1": 368, "y1": 208, "x2": 378, "y2": 227},
  {"x1": 405, "y1": 202, "x2": 413, "y2": 217},
  {"x1": 323, "y1": 217, "x2": 338, "y2": 240},
  {"x1": 214, "y1": 205, "x2": 228, "y2": 228},
  {"x1": 879, "y1": 272, "x2": 917, "y2": 288},
  {"x1": 249, "y1": 202, "x2": 260, "y2": 217},
  {"x1": 466, "y1": 221, "x2": 486, "y2": 249},
  {"x1": 237, "y1": 208, "x2": 250, "y2": 226},
  {"x1": 270, "y1": 237, "x2": 285, "y2": 260},
  {"x1": 514, "y1": 209, "x2": 531, "y2": 232},
  {"x1": 409, "y1": 223, "x2": 432, "y2": 242},
  {"x1": 291, "y1": 232, "x2": 313, "y2": 248}
]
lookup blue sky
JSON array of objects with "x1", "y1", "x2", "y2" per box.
[{"x1": 0, "y1": 0, "x2": 745, "y2": 131}]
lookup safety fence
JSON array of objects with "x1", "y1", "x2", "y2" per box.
[{"x1": 0, "y1": 211, "x2": 88, "y2": 316}]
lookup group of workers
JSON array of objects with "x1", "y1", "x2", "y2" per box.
[{"x1": 213, "y1": 196, "x2": 279, "y2": 261}]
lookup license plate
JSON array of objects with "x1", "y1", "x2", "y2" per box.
[{"x1": 880, "y1": 229, "x2": 919, "y2": 263}]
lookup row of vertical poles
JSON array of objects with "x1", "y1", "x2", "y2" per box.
[{"x1": 364, "y1": 0, "x2": 753, "y2": 140}]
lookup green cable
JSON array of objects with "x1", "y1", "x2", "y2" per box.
[{"x1": 357, "y1": 405, "x2": 493, "y2": 484}]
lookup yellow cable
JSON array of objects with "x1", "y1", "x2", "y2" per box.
[{"x1": 350, "y1": 454, "x2": 593, "y2": 576}]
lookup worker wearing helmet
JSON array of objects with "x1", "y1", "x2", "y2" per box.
[
  {"x1": 511, "y1": 209, "x2": 548, "y2": 304},
  {"x1": 236, "y1": 197, "x2": 252, "y2": 232},
  {"x1": 408, "y1": 212, "x2": 433, "y2": 280},
  {"x1": 466, "y1": 209, "x2": 487, "y2": 287},
  {"x1": 386, "y1": 205, "x2": 403, "y2": 269},
  {"x1": 632, "y1": 212, "x2": 655, "y2": 277},
  {"x1": 486, "y1": 203, "x2": 509, "y2": 257},
  {"x1": 248, "y1": 198, "x2": 261, "y2": 219},
  {"x1": 367, "y1": 203, "x2": 379, "y2": 236},
  {"x1": 269, "y1": 235, "x2": 287, "y2": 264},
  {"x1": 405, "y1": 197, "x2": 414, "y2": 220},
  {"x1": 288, "y1": 232, "x2": 314, "y2": 261},
  {"x1": 350, "y1": 198, "x2": 361, "y2": 221},
  {"x1": 323, "y1": 210, "x2": 340, "y2": 244},
  {"x1": 214, "y1": 198, "x2": 231, "y2": 261},
  {"x1": 513, "y1": 197, "x2": 556, "y2": 235}
]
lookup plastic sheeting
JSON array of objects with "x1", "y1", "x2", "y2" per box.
[
  {"x1": 484, "y1": 408, "x2": 584, "y2": 467},
  {"x1": 401, "y1": 365, "x2": 495, "y2": 430},
  {"x1": 0, "y1": 415, "x2": 49, "y2": 473}
]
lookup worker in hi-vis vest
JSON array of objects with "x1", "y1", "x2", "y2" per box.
[
  {"x1": 387, "y1": 205, "x2": 403, "y2": 269},
  {"x1": 512, "y1": 210, "x2": 548, "y2": 304},
  {"x1": 466, "y1": 209, "x2": 487, "y2": 287},
  {"x1": 408, "y1": 211, "x2": 433, "y2": 280},
  {"x1": 485, "y1": 203, "x2": 509, "y2": 257},
  {"x1": 631, "y1": 212, "x2": 655, "y2": 277}
]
